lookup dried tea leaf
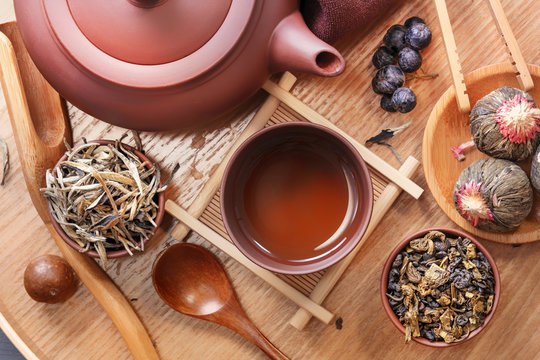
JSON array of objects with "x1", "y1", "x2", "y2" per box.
[
  {"x1": 40, "y1": 141, "x2": 164, "y2": 267},
  {"x1": 424, "y1": 264, "x2": 450, "y2": 288},
  {"x1": 406, "y1": 262, "x2": 422, "y2": 283},
  {"x1": 466, "y1": 243, "x2": 477, "y2": 259},
  {"x1": 0, "y1": 136, "x2": 8, "y2": 186},
  {"x1": 387, "y1": 233, "x2": 495, "y2": 344},
  {"x1": 365, "y1": 120, "x2": 412, "y2": 144}
]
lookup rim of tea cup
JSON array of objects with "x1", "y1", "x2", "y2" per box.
[{"x1": 220, "y1": 122, "x2": 373, "y2": 274}]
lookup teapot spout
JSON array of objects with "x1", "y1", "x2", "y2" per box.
[{"x1": 269, "y1": 11, "x2": 345, "y2": 77}]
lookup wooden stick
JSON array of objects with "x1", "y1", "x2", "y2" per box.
[
  {"x1": 486, "y1": 0, "x2": 534, "y2": 91},
  {"x1": 170, "y1": 72, "x2": 297, "y2": 241},
  {"x1": 165, "y1": 200, "x2": 335, "y2": 325},
  {"x1": 433, "y1": 0, "x2": 471, "y2": 113},
  {"x1": 0, "y1": 25, "x2": 159, "y2": 360},
  {"x1": 261, "y1": 81, "x2": 423, "y2": 199},
  {"x1": 289, "y1": 156, "x2": 419, "y2": 330}
]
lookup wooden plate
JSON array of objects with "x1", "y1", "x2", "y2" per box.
[{"x1": 423, "y1": 62, "x2": 540, "y2": 244}]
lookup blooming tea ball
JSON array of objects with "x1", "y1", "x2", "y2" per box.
[
  {"x1": 532, "y1": 145, "x2": 540, "y2": 194},
  {"x1": 470, "y1": 87, "x2": 540, "y2": 161},
  {"x1": 453, "y1": 158, "x2": 533, "y2": 232}
]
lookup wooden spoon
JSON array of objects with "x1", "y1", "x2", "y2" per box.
[
  {"x1": 152, "y1": 243, "x2": 289, "y2": 360},
  {"x1": 0, "y1": 22, "x2": 158, "y2": 359}
]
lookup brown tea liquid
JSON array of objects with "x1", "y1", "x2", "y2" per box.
[{"x1": 241, "y1": 146, "x2": 355, "y2": 261}]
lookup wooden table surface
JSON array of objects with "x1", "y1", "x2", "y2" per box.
[{"x1": 1, "y1": 0, "x2": 540, "y2": 359}]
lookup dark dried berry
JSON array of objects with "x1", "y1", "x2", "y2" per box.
[
  {"x1": 405, "y1": 22, "x2": 432, "y2": 50},
  {"x1": 398, "y1": 47, "x2": 422, "y2": 73},
  {"x1": 405, "y1": 16, "x2": 425, "y2": 28},
  {"x1": 392, "y1": 87, "x2": 417, "y2": 113},
  {"x1": 372, "y1": 77, "x2": 383, "y2": 95},
  {"x1": 380, "y1": 94, "x2": 397, "y2": 112},
  {"x1": 372, "y1": 46, "x2": 396, "y2": 69},
  {"x1": 373, "y1": 65, "x2": 405, "y2": 94},
  {"x1": 383, "y1": 24, "x2": 408, "y2": 52}
]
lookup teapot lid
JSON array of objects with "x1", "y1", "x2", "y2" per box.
[{"x1": 41, "y1": 0, "x2": 256, "y2": 87}]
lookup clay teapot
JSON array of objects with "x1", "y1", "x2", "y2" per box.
[{"x1": 14, "y1": 0, "x2": 345, "y2": 130}]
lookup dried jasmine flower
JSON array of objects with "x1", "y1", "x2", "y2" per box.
[
  {"x1": 470, "y1": 86, "x2": 540, "y2": 161},
  {"x1": 453, "y1": 158, "x2": 533, "y2": 232},
  {"x1": 386, "y1": 231, "x2": 495, "y2": 344}
]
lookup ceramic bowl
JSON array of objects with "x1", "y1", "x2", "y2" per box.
[
  {"x1": 48, "y1": 140, "x2": 165, "y2": 259},
  {"x1": 220, "y1": 122, "x2": 373, "y2": 274},
  {"x1": 380, "y1": 227, "x2": 501, "y2": 347}
]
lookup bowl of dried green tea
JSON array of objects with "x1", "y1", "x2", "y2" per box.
[
  {"x1": 42, "y1": 140, "x2": 166, "y2": 266},
  {"x1": 381, "y1": 228, "x2": 500, "y2": 347}
]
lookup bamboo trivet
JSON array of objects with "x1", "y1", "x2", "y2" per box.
[{"x1": 167, "y1": 71, "x2": 422, "y2": 330}]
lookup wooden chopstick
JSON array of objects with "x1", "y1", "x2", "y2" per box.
[
  {"x1": 486, "y1": 0, "x2": 534, "y2": 91},
  {"x1": 165, "y1": 200, "x2": 336, "y2": 325},
  {"x1": 433, "y1": 0, "x2": 471, "y2": 113},
  {"x1": 261, "y1": 81, "x2": 424, "y2": 199}
]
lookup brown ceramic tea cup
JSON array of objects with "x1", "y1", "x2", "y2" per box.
[
  {"x1": 380, "y1": 227, "x2": 501, "y2": 347},
  {"x1": 48, "y1": 140, "x2": 165, "y2": 259},
  {"x1": 221, "y1": 122, "x2": 373, "y2": 274}
]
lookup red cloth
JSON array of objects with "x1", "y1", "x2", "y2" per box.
[{"x1": 300, "y1": 0, "x2": 397, "y2": 43}]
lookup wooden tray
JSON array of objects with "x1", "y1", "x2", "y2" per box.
[
  {"x1": 2, "y1": 0, "x2": 540, "y2": 358},
  {"x1": 166, "y1": 72, "x2": 421, "y2": 329},
  {"x1": 423, "y1": 63, "x2": 540, "y2": 244}
]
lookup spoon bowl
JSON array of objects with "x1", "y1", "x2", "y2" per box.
[
  {"x1": 153, "y1": 243, "x2": 231, "y2": 317},
  {"x1": 152, "y1": 243, "x2": 289, "y2": 360}
]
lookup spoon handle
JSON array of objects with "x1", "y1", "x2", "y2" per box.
[
  {"x1": 245, "y1": 327, "x2": 290, "y2": 360},
  {"x1": 217, "y1": 299, "x2": 289, "y2": 360}
]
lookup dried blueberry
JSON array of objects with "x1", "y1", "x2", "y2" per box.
[
  {"x1": 392, "y1": 87, "x2": 417, "y2": 113},
  {"x1": 383, "y1": 25, "x2": 407, "y2": 52},
  {"x1": 380, "y1": 94, "x2": 397, "y2": 112},
  {"x1": 371, "y1": 77, "x2": 383, "y2": 95},
  {"x1": 404, "y1": 16, "x2": 425, "y2": 28},
  {"x1": 398, "y1": 47, "x2": 422, "y2": 73},
  {"x1": 373, "y1": 65, "x2": 405, "y2": 94},
  {"x1": 372, "y1": 46, "x2": 396, "y2": 69},
  {"x1": 405, "y1": 23, "x2": 432, "y2": 50}
]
